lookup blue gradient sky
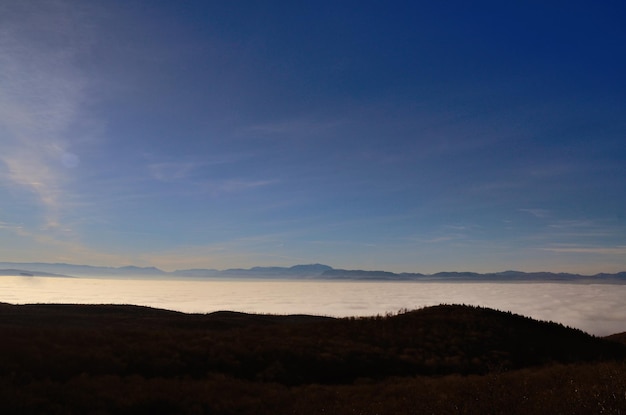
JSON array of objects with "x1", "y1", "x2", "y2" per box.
[{"x1": 1, "y1": 1, "x2": 625, "y2": 273}]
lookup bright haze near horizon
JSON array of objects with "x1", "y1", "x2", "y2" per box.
[{"x1": 1, "y1": 1, "x2": 625, "y2": 275}]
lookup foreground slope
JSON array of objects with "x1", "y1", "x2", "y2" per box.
[{"x1": 0, "y1": 303, "x2": 624, "y2": 414}]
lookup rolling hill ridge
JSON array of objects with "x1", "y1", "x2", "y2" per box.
[{"x1": 1, "y1": 303, "x2": 625, "y2": 414}]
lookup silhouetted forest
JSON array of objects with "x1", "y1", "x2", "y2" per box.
[{"x1": 1, "y1": 303, "x2": 625, "y2": 414}]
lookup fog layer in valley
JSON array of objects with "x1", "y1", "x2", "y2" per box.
[{"x1": 1, "y1": 276, "x2": 625, "y2": 336}]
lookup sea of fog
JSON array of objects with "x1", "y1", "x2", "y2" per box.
[{"x1": 1, "y1": 276, "x2": 625, "y2": 336}]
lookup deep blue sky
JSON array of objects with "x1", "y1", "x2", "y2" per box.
[{"x1": 1, "y1": 1, "x2": 625, "y2": 273}]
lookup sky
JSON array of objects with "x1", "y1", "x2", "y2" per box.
[{"x1": 1, "y1": 1, "x2": 625, "y2": 274}]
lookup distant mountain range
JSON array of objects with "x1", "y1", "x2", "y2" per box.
[{"x1": 1, "y1": 262, "x2": 626, "y2": 283}]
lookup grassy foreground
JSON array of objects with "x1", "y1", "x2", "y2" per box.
[{"x1": 0, "y1": 303, "x2": 625, "y2": 414}]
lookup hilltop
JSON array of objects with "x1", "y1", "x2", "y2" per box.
[{"x1": 0, "y1": 303, "x2": 625, "y2": 414}]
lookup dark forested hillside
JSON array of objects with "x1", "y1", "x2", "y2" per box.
[{"x1": 0, "y1": 303, "x2": 625, "y2": 414}]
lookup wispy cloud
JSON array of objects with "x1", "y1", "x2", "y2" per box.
[
  {"x1": 0, "y1": 221, "x2": 23, "y2": 231},
  {"x1": 466, "y1": 179, "x2": 527, "y2": 195},
  {"x1": 246, "y1": 117, "x2": 344, "y2": 137},
  {"x1": 541, "y1": 246, "x2": 626, "y2": 255},
  {"x1": 148, "y1": 161, "x2": 199, "y2": 182},
  {"x1": 146, "y1": 153, "x2": 251, "y2": 183},
  {"x1": 0, "y1": 2, "x2": 94, "y2": 230},
  {"x1": 548, "y1": 219, "x2": 599, "y2": 229},
  {"x1": 0, "y1": 221, "x2": 135, "y2": 266},
  {"x1": 541, "y1": 218, "x2": 623, "y2": 241},
  {"x1": 527, "y1": 162, "x2": 576, "y2": 178},
  {"x1": 406, "y1": 223, "x2": 481, "y2": 244},
  {"x1": 203, "y1": 179, "x2": 276, "y2": 194},
  {"x1": 419, "y1": 235, "x2": 467, "y2": 243},
  {"x1": 519, "y1": 208, "x2": 550, "y2": 218}
]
